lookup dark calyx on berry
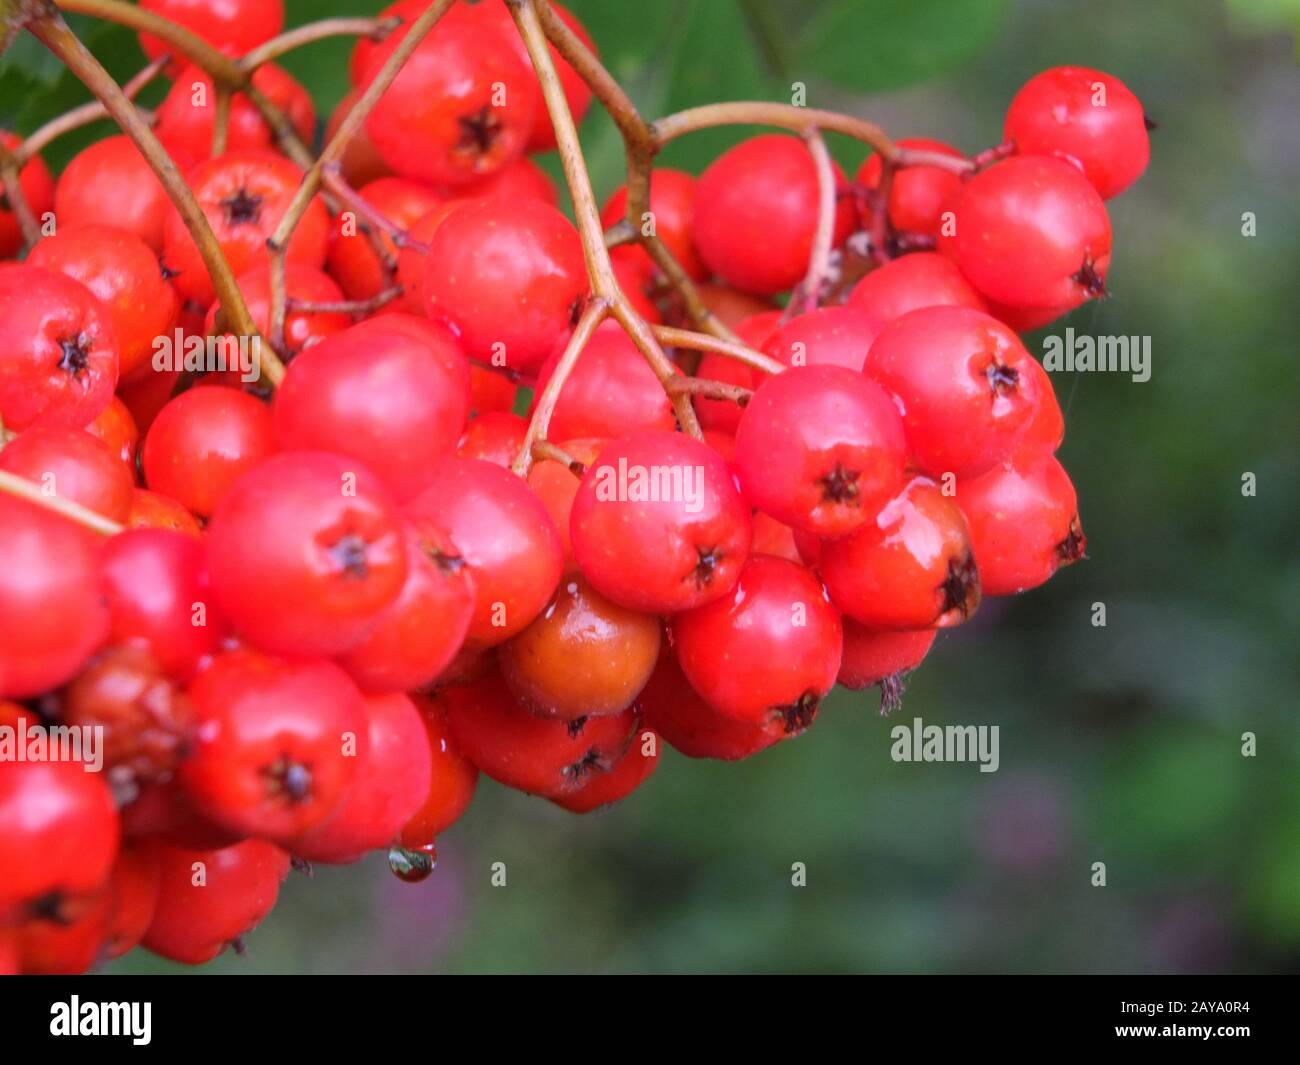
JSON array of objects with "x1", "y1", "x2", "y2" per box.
[
  {"x1": 878, "y1": 673, "x2": 907, "y2": 718},
  {"x1": 771, "y1": 691, "x2": 820, "y2": 735},
  {"x1": 690, "y1": 545, "x2": 723, "y2": 589},
  {"x1": 262, "y1": 757, "x2": 313, "y2": 803},
  {"x1": 1055, "y1": 518, "x2": 1087, "y2": 564},
  {"x1": 1072, "y1": 256, "x2": 1108, "y2": 299},
  {"x1": 220, "y1": 188, "x2": 263, "y2": 226},
  {"x1": 57, "y1": 334, "x2": 93, "y2": 376},
  {"x1": 562, "y1": 746, "x2": 608, "y2": 785},
  {"x1": 939, "y1": 552, "x2": 981, "y2": 622},
  {"x1": 425, "y1": 545, "x2": 466, "y2": 575},
  {"x1": 818, "y1": 462, "x2": 861, "y2": 504},
  {"x1": 456, "y1": 106, "x2": 503, "y2": 156},
  {"x1": 329, "y1": 533, "x2": 371, "y2": 579},
  {"x1": 984, "y1": 360, "x2": 1019, "y2": 397}
]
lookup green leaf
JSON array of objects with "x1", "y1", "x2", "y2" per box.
[{"x1": 792, "y1": 0, "x2": 1009, "y2": 92}]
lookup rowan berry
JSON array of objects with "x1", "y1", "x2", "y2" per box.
[
  {"x1": 549, "y1": 728, "x2": 661, "y2": 814},
  {"x1": 846, "y1": 252, "x2": 987, "y2": 329},
  {"x1": 457, "y1": 411, "x2": 528, "y2": 468},
  {"x1": 761, "y1": 305, "x2": 884, "y2": 372},
  {"x1": 0, "y1": 424, "x2": 134, "y2": 522},
  {"x1": 856, "y1": 137, "x2": 965, "y2": 237},
  {"x1": 838, "y1": 621, "x2": 937, "y2": 691},
  {"x1": 326, "y1": 177, "x2": 444, "y2": 302},
  {"x1": 397, "y1": 693, "x2": 479, "y2": 845},
  {"x1": 692, "y1": 310, "x2": 782, "y2": 434},
  {"x1": 0, "y1": 131, "x2": 53, "y2": 259},
  {"x1": 204, "y1": 262, "x2": 350, "y2": 360},
  {"x1": 55, "y1": 136, "x2": 169, "y2": 252},
  {"x1": 639, "y1": 650, "x2": 779, "y2": 761},
  {"x1": 102, "y1": 845, "x2": 162, "y2": 960},
  {"x1": 127, "y1": 489, "x2": 203, "y2": 537},
  {"x1": 137, "y1": 0, "x2": 284, "y2": 69},
  {"x1": 601, "y1": 168, "x2": 707, "y2": 281}
]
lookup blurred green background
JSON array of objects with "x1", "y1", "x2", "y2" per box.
[{"x1": 6, "y1": 0, "x2": 1298, "y2": 973}]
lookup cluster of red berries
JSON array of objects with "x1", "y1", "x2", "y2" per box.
[{"x1": 0, "y1": 0, "x2": 1149, "y2": 974}]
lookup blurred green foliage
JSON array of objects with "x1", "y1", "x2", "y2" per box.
[{"x1": 3, "y1": 0, "x2": 1297, "y2": 973}]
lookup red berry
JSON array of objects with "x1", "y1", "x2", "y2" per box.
[
  {"x1": 819, "y1": 476, "x2": 981, "y2": 629},
  {"x1": 100, "y1": 527, "x2": 226, "y2": 682},
  {"x1": 162, "y1": 150, "x2": 330, "y2": 307},
  {"x1": 692, "y1": 310, "x2": 782, "y2": 433},
  {"x1": 570, "y1": 430, "x2": 752, "y2": 614},
  {"x1": 601, "y1": 168, "x2": 707, "y2": 281},
  {"x1": 55, "y1": 136, "x2": 169, "y2": 253},
  {"x1": 0, "y1": 264, "x2": 119, "y2": 432},
  {"x1": 956, "y1": 453, "x2": 1086, "y2": 595},
  {"x1": 456, "y1": 155, "x2": 558, "y2": 205},
  {"x1": 863, "y1": 305, "x2": 1060, "y2": 480},
  {"x1": 142, "y1": 839, "x2": 290, "y2": 965},
  {"x1": 350, "y1": 0, "x2": 424, "y2": 84},
  {"x1": 672, "y1": 555, "x2": 842, "y2": 737},
  {"x1": 362, "y1": 15, "x2": 538, "y2": 188},
  {"x1": 734, "y1": 364, "x2": 907, "y2": 537},
  {"x1": 0, "y1": 425, "x2": 134, "y2": 522},
  {"x1": 498, "y1": 573, "x2": 662, "y2": 720},
  {"x1": 444, "y1": 674, "x2": 639, "y2": 796},
  {"x1": 154, "y1": 63, "x2": 314, "y2": 170},
  {"x1": 0, "y1": 494, "x2": 109, "y2": 698},
  {"x1": 761, "y1": 305, "x2": 884, "y2": 372},
  {"x1": 525, "y1": 437, "x2": 605, "y2": 564},
  {"x1": 421, "y1": 196, "x2": 586, "y2": 375},
  {"x1": 142, "y1": 387, "x2": 275, "y2": 518},
  {"x1": 639, "y1": 650, "x2": 778, "y2": 761},
  {"x1": 102, "y1": 844, "x2": 161, "y2": 959},
  {"x1": 838, "y1": 621, "x2": 937, "y2": 691},
  {"x1": 204, "y1": 451, "x2": 408, "y2": 656},
  {"x1": 0, "y1": 131, "x2": 53, "y2": 259},
  {"x1": 17, "y1": 886, "x2": 113, "y2": 975},
  {"x1": 326, "y1": 88, "x2": 393, "y2": 189},
  {"x1": 532, "y1": 321, "x2": 677, "y2": 441},
  {"x1": 457, "y1": 411, "x2": 529, "y2": 468},
  {"x1": 549, "y1": 727, "x2": 660, "y2": 814},
  {"x1": 693, "y1": 134, "x2": 855, "y2": 295},
  {"x1": 398, "y1": 693, "x2": 479, "y2": 845},
  {"x1": 1004, "y1": 66, "x2": 1150, "y2": 199},
  {"x1": 289, "y1": 693, "x2": 433, "y2": 864},
  {"x1": 205, "y1": 263, "x2": 351, "y2": 362},
  {"x1": 406, "y1": 458, "x2": 564, "y2": 646},
  {"x1": 337, "y1": 516, "x2": 476, "y2": 694},
  {"x1": 846, "y1": 252, "x2": 987, "y2": 330},
  {"x1": 180, "y1": 649, "x2": 369, "y2": 840},
  {"x1": 127, "y1": 488, "x2": 203, "y2": 537},
  {"x1": 87, "y1": 395, "x2": 140, "y2": 472},
  {"x1": 856, "y1": 137, "x2": 965, "y2": 237},
  {"x1": 940, "y1": 155, "x2": 1112, "y2": 312},
  {"x1": 138, "y1": 0, "x2": 283, "y2": 67},
  {"x1": 326, "y1": 177, "x2": 444, "y2": 302},
  {"x1": 272, "y1": 315, "x2": 470, "y2": 502},
  {"x1": 0, "y1": 760, "x2": 119, "y2": 919}
]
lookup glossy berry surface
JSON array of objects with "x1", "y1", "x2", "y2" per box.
[
  {"x1": 639, "y1": 650, "x2": 778, "y2": 761},
  {"x1": 0, "y1": 425, "x2": 134, "y2": 522},
  {"x1": 54, "y1": 136, "x2": 169, "y2": 253},
  {"x1": 398, "y1": 694, "x2": 479, "y2": 845},
  {"x1": 856, "y1": 137, "x2": 964, "y2": 238}
]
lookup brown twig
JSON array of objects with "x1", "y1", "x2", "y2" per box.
[
  {"x1": 0, "y1": 470, "x2": 124, "y2": 536},
  {"x1": 288, "y1": 286, "x2": 405, "y2": 317},
  {"x1": 0, "y1": 138, "x2": 40, "y2": 250},
  {"x1": 667, "y1": 377, "x2": 753, "y2": 406},
  {"x1": 532, "y1": 440, "x2": 587, "y2": 476},
  {"x1": 652, "y1": 325, "x2": 785, "y2": 375},
  {"x1": 239, "y1": 16, "x2": 399, "y2": 71},
  {"x1": 792, "y1": 128, "x2": 835, "y2": 316}
]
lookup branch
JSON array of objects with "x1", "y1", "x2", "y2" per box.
[
  {"x1": 652, "y1": 102, "x2": 897, "y2": 158},
  {"x1": 0, "y1": 138, "x2": 40, "y2": 250},
  {"x1": 26, "y1": 8, "x2": 281, "y2": 386},
  {"x1": 652, "y1": 326, "x2": 785, "y2": 375},
  {"x1": 667, "y1": 377, "x2": 753, "y2": 406},
  {"x1": 0, "y1": 470, "x2": 124, "y2": 536},
  {"x1": 239, "y1": 16, "x2": 399, "y2": 71},
  {"x1": 792, "y1": 128, "x2": 835, "y2": 315},
  {"x1": 288, "y1": 286, "x2": 404, "y2": 317},
  {"x1": 511, "y1": 297, "x2": 609, "y2": 478}
]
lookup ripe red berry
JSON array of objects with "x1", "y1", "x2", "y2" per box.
[
  {"x1": 17, "y1": 885, "x2": 113, "y2": 975},
  {"x1": 127, "y1": 488, "x2": 203, "y2": 537},
  {"x1": 856, "y1": 137, "x2": 964, "y2": 237},
  {"x1": 421, "y1": 196, "x2": 586, "y2": 375},
  {"x1": 498, "y1": 573, "x2": 662, "y2": 720},
  {"x1": 180, "y1": 649, "x2": 369, "y2": 840},
  {"x1": 0, "y1": 425, "x2": 134, "y2": 522},
  {"x1": 55, "y1": 136, "x2": 170, "y2": 253},
  {"x1": 0, "y1": 263, "x2": 119, "y2": 432},
  {"x1": 444, "y1": 674, "x2": 639, "y2": 796},
  {"x1": 819, "y1": 476, "x2": 981, "y2": 629},
  {"x1": 1004, "y1": 66, "x2": 1150, "y2": 199},
  {"x1": 288, "y1": 693, "x2": 433, "y2": 864},
  {"x1": 272, "y1": 315, "x2": 470, "y2": 502},
  {"x1": 761, "y1": 305, "x2": 884, "y2": 372},
  {"x1": 204, "y1": 263, "x2": 350, "y2": 360},
  {"x1": 673, "y1": 555, "x2": 842, "y2": 737},
  {"x1": 87, "y1": 395, "x2": 140, "y2": 472},
  {"x1": 406, "y1": 458, "x2": 564, "y2": 646},
  {"x1": 204, "y1": 451, "x2": 408, "y2": 656},
  {"x1": 838, "y1": 620, "x2": 937, "y2": 691},
  {"x1": 570, "y1": 429, "x2": 752, "y2": 614},
  {"x1": 457, "y1": 410, "x2": 529, "y2": 468},
  {"x1": 0, "y1": 760, "x2": 119, "y2": 919},
  {"x1": 863, "y1": 305, "x2": 1060, "y2": 480},
  {"x1": 398, "y1": 693, "x2": 479, "y2": 845},
  {"x1": 549, "y1": 728, "x2": 660, "y2": 814},
  {"x1": 455, "y1": 154, "x2": 558, "y2": 205},
  {"x1": 846, "y1": 252, "x2": 987, "y2": 330},
  {"x1": 735, "y1": 364, "x2": 907, "y2": 537},
  {"x1": 154, "y1": 63, "x2": 314, "y2": 170},
  {"x1": 142, "y1": 386, "x2": 275, "y2": 518},
  {"x1": 956, "y1": 453, "x2": 1086, "y2": 595},
  {"x1": 601, "y1": 168, "x2": 707, "y2": 281},
  {"x1": 162, "y1": 150, "x2": 330, "y2": 307},
  {"x1": 524, "y1": 436, "x2": 605, "y2": 563},
  {"x1": 639, "y1": 649, "x2": 778, "y2": 761},
  {"x1": 532, "y1": 321, "x2": 677, "y2": 441},
  {"x1": 362, "y1": 14, "x2": 538, "y2": 188},
  {"x1": 940, "y1": 155, "x2": 1112, "y2": 312},
  {"x1": 693, "y1": 310, "x2": 782, "y2": 434},
  {"x1": 693, "y1": 134, "x2": 855, "y2": 295},
  {"x1": 0, "y1": 131, "x2": 53, "y2": 259},
  {"x1": 137, "y1": 0, "x2": 284, "y2": 67},
  {"x1": 327, "y1": 88, "x2": 393, "y2": 189},
  {"x1": 0, "y1": 494, "x2": 109, "y2": 698},
  {"x1": 99, "y1": 527, "x2": 227, "y2": 683},
  {"x1": 326, "y1": 177, "x2": 444, "y2": 302},
  {"x1": 102, "y1": 844, "x2": 162, "y2": 960},
  {"x1": 142, "y1": 839, "x2": 290, "y2": 965},
  {"x1": 337, "y1": 516, "x2": 476, "y2": 693}
]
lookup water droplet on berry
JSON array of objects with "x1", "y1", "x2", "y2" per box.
[{"x1": 388, "y1": 844, "x2": 436, "y2": 883}]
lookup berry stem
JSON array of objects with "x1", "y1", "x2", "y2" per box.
[
  {"x1": 511, "y1": 296, "x2": 609, "y2": 478},
  {"x1": 323, "y1": 166, "x2": 428, "y2": 254},
  {"x1": 288, "y1": 286, "x2": 405, "y2": 317},
  {"x1": 211, "y1": 85, "x2": 232, "y2": 156},
  {"x1": 667, "y1": 377, "x2": 754, "y2": 406},
  {"x1": 510, "y1": 0, "x2": 701, "y2": 440},
  {"x1": 23, "y1": 6, "x2": 282, "y2": 386},
  {"x1": 264, "y1": 0, "x2": 455, "y2": 353},
  {"x1": 651, "y1": 325, "x2": 785, "y2": 375},
  {"x1": 652, "y1": 102, "x2": 897, "y2": 159},
  {"x1": 793, "y1": 127, "x2": 836, "y2": 315},
  {"x1": 238, "y1": 16, "x2": 401, "y2": 71},
  {"x1": 15, "y1": 53, "x2": 165, "y2": 161},
  {"x1": 0, "y1": 137, "x2": 40, "y2": 251},
  {"x1": 0, "y1": 470, "x2": 123, "y2": 536}
]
